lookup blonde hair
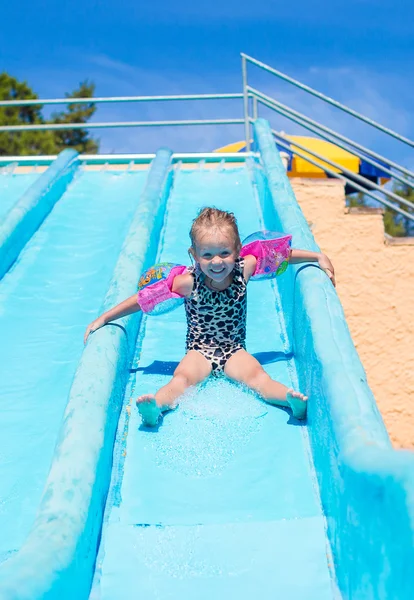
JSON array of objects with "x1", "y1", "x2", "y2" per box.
[{"x1": 190, "y1": 207, "x2": 241, "y2": 252}]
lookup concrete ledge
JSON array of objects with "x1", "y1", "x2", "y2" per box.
[
  {"x1": 290, "y1": 177, "x2": 345, "y2": 189},
  {"x1": 384, "y1": 233, "x2": 414, "y2": 246},
  {"x1": 346, "y1": 206, "x2": 385, "y2": 215},
  {"x1": 0, "y1": 149, "x2": 79, "y2": 280},
  {"x1": 254, "y1": 118, "x2": 414, "y2": 600},
  {"x1": 0, "y1": 149, "x2": 174, "y2": 600}
]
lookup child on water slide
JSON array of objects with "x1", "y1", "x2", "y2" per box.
[{"x1": 84, "y1": 207, "x2": 335, "y2": 426}]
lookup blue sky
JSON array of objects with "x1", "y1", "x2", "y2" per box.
[{"x1": 1, "y1": 0, "x2": 413, "y2": 165}]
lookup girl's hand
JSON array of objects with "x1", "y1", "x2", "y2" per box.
[
  {"x1": 318, "y1": 253, "x2": 336, "y2": 287},
  {"x1": 84, "y1": 316, "x2": 107, "y2": 345}
]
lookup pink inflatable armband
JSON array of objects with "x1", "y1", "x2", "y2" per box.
[
  {"x1": 240, "y1": 231, "x2": 292, "y2": 280},
  {"x1": 137, "y1": 262, "x2": 187, "y2": 315}
]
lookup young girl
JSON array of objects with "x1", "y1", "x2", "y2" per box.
[{"x1": 84, "y1": 208, "x2": 335, "y2": 426}]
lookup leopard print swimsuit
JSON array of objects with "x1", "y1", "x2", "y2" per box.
[{"x1": 184, "y1": 257, "x2": 247, "y2": 373}]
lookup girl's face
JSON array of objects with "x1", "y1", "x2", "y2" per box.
[{"x1": 191, "y1": 228, "x2": 238, "y2": 283}]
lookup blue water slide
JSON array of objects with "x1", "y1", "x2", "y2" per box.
[
  {"x1": 90, "y1": 153, "x2": 335, "y2": 600},
  {"x1": 0, "y1": 170, "x2": 39, "y2": 222},
  {"x1": 0, "y1": 150, "x2": 79, "y2": 279},
  {"x1": 0, "y1": 153, "x2": 159, "y2": 598},
  {"x1": 1, "y1": 121, "x2": 414, "y2": 600},
  {"x1": 254, "y1": 119, "x2": 414, "y2": 600}
]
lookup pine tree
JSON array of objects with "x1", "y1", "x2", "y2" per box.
[
  {"x1": 0, "y1": 73, "x2": 57, "y2": 155},
  {"x1": 51, "y1": 81, "x2": 99, "y2": 154},
  {"x1": 392, "y1": 183, "x2": 414, "y2": 237},
  {"x1": 0, "y1": 74, "x2": 99, "y2": 156},
  {"x1": 347, "y1": 189, "x2": 411, "y2": 237}
]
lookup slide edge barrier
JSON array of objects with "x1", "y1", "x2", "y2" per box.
[
  {"x1": 0, "y1": 149, "x2": 79, "y2": 279},
  {"x1": 254, "y1": 118, "x2": 414, "y2": 600},
  {"x1": 0, "y1": 148, "x2": 174, "y2": 600}
]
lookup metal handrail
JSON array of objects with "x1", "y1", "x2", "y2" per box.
[
  {"x1": 242, "y1": 56, "x2": 251, "y2": 153},
  {"x1": 1, "y1": 53, "x2": 412, "y2": 224},
  {"x1": 0, "y1": 92, "x2": 248, "y2": 134},
  {"x1": 242, "y1": 53, "x2": 414, "y2": 149},
  {"x1": 0, "y1": 92, "x2": 245, "y2": 107},
  {"x1": 0, "y1": 118, "x2": 245, "y2": 132},
  {"x1": 248, "y1": 86, "x2": 414, "y2": 185},
  {"x1": 266, "y1": 126, "x2": 414, "y2": 213},
  {"x1": 270, "y1": 128, "x2": 414, "y2": 223},
  {"x1": 0, "y1": 152, "x2": 254, "y2": 166}
]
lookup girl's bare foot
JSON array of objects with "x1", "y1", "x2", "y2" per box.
[
  {"x1": 286, "y1": 389, "x2": 308, "y2": 420},
  {"x1": 136, "y1": 395, "x2": 177, "y2": 427},
  {"x1": 136, "y1": 395, "x2": 162, "y2": 427}
]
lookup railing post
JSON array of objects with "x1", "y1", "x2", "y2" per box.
[
  {"x1": 244, "y1": 54, "x2": 414, "y2": 149},
  {"x1": 242, "y1": 55, "x2": 250, "y2": 152},
  {"x1": 253, "y1": 96, "x2": 258, "y2": 120}
]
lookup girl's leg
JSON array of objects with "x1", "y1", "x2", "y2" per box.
[
  {"x1": 224, "y1": 349, "x2": 307, "y2": 419},
  {"x1": 137, "y1": 350, "x2": 212, "y2": 426}
]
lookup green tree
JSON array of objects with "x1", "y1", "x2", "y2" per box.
[
  {"x1": 347, "y1": 188, "x2": 412, "y2": 237},
  {"x1": 51, "y1": 81, "x2": 99, "y2": 154},
  {"x1": 0, "y1": 73, "x2": 57, "y2": 155},
  {"x1": 392, "y1": 182, "x2": 414, "y2": 237},
  {"x1": 0, "y1": 73, "x2": 99, "y2": 156}
]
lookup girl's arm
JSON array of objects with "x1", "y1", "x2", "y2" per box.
[
  {"x1": 84, "y1": 294, "x2": 142, "y2": 344},
  {"x1": 242, "y1": 254, "x2": 257, "y2": 283},
  {"x1": 84, "y1": 273, "x2": 195, "y2": 344},
  {"x1": 290, "y1": 249, "x2": 336, "y2": 286},
  {"x1": 172, "y1": 272, "x2": 194, "y2": 297}
]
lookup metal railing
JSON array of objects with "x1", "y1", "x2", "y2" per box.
[
  {"x1": 270, "y1": 128, "x2": 414, "y2": 222},
  {"x1": 0, "y1": 152, "x2": 251, "y2": 166},
  {"x1": 242, "y1": 54, "x2": 414, "y2": 149},
  {"x1": 1, "y1": 54, "x2": 413, "y2": 222},
  {"x1": 0, "y1": 93, "x2": 244, "y2": 107},
  {"x1": 0, "y1": 118, "x2": 245, "y2": 133},
  {"x1": 248, "y1": 87, "x2": 414, "y2": 184},
  {"x1": 0, "y1": 93, "x2": 247, "y2": 133},
  {"x1": 241, "y1": 53, "x2": 413, "y2": 224}
]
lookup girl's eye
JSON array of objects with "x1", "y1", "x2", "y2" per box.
[
  {"x1": 203, "y1": 254, "x2": 212, "y2": 259},
  {"x1": 221, "y1": 252, "x2": 230, "y2": 257}
]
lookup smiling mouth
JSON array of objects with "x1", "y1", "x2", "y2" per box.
[{"x1": 210, "y1": 267, "x2": 225, "y2": 274}]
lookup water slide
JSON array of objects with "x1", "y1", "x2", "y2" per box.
[
  {"x1": 0, "y1": 171, "x2": 38, "y2": 222},
  {"x1": 91, "y1": 156, "x2": 335, "y2": 600},
  {"x1": 0, "y1": 120, "x2": 413, "y2": 600},
  {"x1": 0, "y1": 159, "x2": 148, "y2": 565}
]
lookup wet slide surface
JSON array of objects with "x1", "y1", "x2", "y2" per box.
[
  {"x1": 0, "y1": 173, "x2": 39, "y2": 221},
  {"x1": 0, "y1": 169, "x2": 147, "y2": 565},
  {"x1": 94, "y1": 166, "x2": 335, "y2": 599}
]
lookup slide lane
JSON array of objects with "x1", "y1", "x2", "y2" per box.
[
  {"x1": 0, "y1": 172, "x2": 39, "y2": 221},
  {"x1": 93, "y1": 164, "x2": 336, "y2": 599},
  {"x1": 0, "y1": 168, "x2": 147, "y2": 565}
]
